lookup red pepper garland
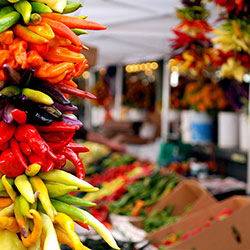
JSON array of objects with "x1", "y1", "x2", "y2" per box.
[{"x1": 168, "y1": 0, "x2": 218, "y2": 76}]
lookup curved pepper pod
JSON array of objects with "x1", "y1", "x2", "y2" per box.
[{"x1": 0, "y1": 149, "x2": 25, "y2": 177}]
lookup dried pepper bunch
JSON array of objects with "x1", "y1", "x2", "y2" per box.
[
  {"x1": 0, "y1": 0, "x2": 120, "y2": 249},
  {"x1": 168, "y1": 0, "x2": 217, "y2": 76},
  {"x1": 212, "y1": 0, "x2": 250, "y2": 82}
]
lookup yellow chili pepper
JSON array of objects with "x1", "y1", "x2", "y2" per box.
[
  {"x1": 29, "y1": 176, "x2": 55, "y2": 222},
  {"x1": 0, "y1": 216, "x2": 20, "y2": 233},
  {"x1": 21, "y1": 209, "x2": 42, "y2": 247},
  {"x1": 2, "y1": 175, "x2": 17, "y2": 201},
  {"x1": 25, "y1": 164, "x2": 41, "y2": 177},
  {"x1": 79, "y1": 209, "x2": 120, "y2": 249},
  {"x1": 40, "y1": 212, "x2": 60, "y2": 250},
  {"x1": 55, "y1": 212, "x2": 89, "y2": 250},
  {"x1": 15, "y1": 174, "x2": 35, "y2": 204},
  {"x1": 0, "y1": 203, "x2": 14, "y2": 217},
  {"x1": 55, "y1": 224, "x2": 91, "y2": 250},
  {"x1": 22, "y1": 88, "x2": 54, "y2": 105}
]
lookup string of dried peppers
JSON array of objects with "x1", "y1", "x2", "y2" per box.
[
  {"x1": 0, "y1": 0, "x2": 120, "y2": 249},
  {"x1": 168, "y1": 0, "x2": 218, "y2": 76}
]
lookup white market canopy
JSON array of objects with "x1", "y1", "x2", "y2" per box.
[
  {"x1": 76, "y1": 0, "x2": 182, "y2": 67},
  {"x1": 75, "y1": 0, "x2": 218, "y2": 68}
]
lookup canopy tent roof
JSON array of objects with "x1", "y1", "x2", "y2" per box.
[{"x1": 76, "y1": 0, "x2": 217, "y2": 68}]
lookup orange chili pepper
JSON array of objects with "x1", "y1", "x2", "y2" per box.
[
  {"x1": 0, "y1": 198, "x2": 13, "y2": 208},
  {"x1": 0, "y1": 50, "x2": 12, "y2": 67},
  {"x1": 45, "y1": 69, "x2": 73, "y2": 84},
  {"x1": 14, "y1": 24, "x2": 49, "y2": 45},
  {"x1": 34, "y1": 61, "x2": 74, "y2": 79},
  {"x1": 9, "y1": 39, "x2": 28, "y2": 65},
  {"x1": 131, "y1": 200, "x2": 145, "y2": 217},
  {"x1": 63, "y1": 80, "x2": 78, "y2": 88},
  {"x1": 42, "y1": 17, "x2": 82, "y2": 47},
  {"x1": 72, "y1": 60, "x2": 88, "y2": 77},
  {"x1": 27, "y1": 22, "x2": 55, "y2": 40},
  {"x1": 27, "y1": 50, "x2": 44, "y2": 67},
  {"x1": 29, "y1": 43, "x2": 49, "y2": 57},
  {"x1": 41, "y1": 13, "x2": 107, "y2": 30},
  {"x1": 44, "y1": 46, "x2": 85, "y2": 63},
  {"x1": 49, "y1": 34, "x2": 71, "y2": 47},
  {"x1": 0, "y1": 30, "x2": 14, "y2": 45}
]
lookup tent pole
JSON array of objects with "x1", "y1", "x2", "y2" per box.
[
  {"x1": 247, "y1": 84, "x2": 250, "y2": 194},
  {"x1": 84, "y1": 70, "x2": 95, "y2": 129},
  {"x1": 114, "y1": 65, "x2": 123, "y2": 120},
  {"x1": 161, "y1": 60, "x2": 171, "y2": 142}
]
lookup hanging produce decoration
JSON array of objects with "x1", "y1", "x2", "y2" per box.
[
  {"x1": 0, "y1": 0, "x2": 120, "y2": 249},
  {"x1": 168, "y1": 0, "x2": 217, "y2": 76},
  {"x1": 212, "y1": 0, "x2": 250, "y2": 82}
]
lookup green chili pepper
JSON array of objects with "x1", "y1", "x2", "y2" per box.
[
  {"x1": 50, "y1": 199, "x2": 88, "y2": 224},
  {"x1": 15, "y1": 175, "x2": 35, "y2": 204},
  {"x1": 14, "y1": 0, "x2": 32, "y2": 24},
  {"x1": 1, "y1": 86, "x2": 21, "y2": 97},
  {"x1": 0, "y1": 11, "x2": 20, "y2": 34},
  {"x1": 14, "y1": 196, "x2": 26, "y2": 232},
  {"x1": 0, "y1": 0, "x2": 9, "y2": 6},
  {"x1": 22, "y1": 88, "x2": 54, "y2": 105},
  {"x1": 19, "y1": 195, "x2": 32, "y2": 219},
  {"x1": 30, "y1": 2, "x2": 52, "y2": 13},
  {"x1": 39, "y1": 170, "x2": 98, "y2": 192},
  {"x1": 29, "y1": 13, "x2": 42, "y2": 25},
  {"x1": 54, "y1": 195, "x2": 96, "y2": 207},
  {"x1": 63, "y1": 1, "x2": 83, "y2": 14},
  {"x1": 0, "y1": 6, "x2": 14, "y2": 18},
  {"x1": 72, "y1": 28, "x2": 88, "y2": 35},
  {"x1": 45, "y1": 183, "x2": 78, "y2": 198}
]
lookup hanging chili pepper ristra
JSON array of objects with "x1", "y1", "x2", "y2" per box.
[{"x1": 0, "y1": 0, "x2": 120, "y2": 249}]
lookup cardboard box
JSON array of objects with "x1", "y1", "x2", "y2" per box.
[
  {"x1": 146, "y1": 196, "x2": 250, "y2": 250},
  {"x1": 147, "y1": 179, "x2": 217, "y2": 217}
]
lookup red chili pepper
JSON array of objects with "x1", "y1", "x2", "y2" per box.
[
  {"x1": 56, "y1": 82, "x2": 96, "y2": 99},
  {"x1": 19, "y1": 142, "x2": 31, "y2": 156},
  {"x1": 11, "y1": 109, "x2": 27, "y2": 125},
  {"x1": 0, "y1": 142, "x2": 9, "y2": 151},
  {"x1": 0, "y1": 121, "x2": 16, "y2": 146},
  {"x1": 41, "y1": 132, "x2": 72, "y2": 142},
  {"x1": 57, "y1": 147, "x2": 85, "y2": 180},
  {"x1": 10, "y1": 138, "x2": 29, "y2": 171},
  {"x1": 0, "y1": 149, "x2": 25, "y2": 177},
  {"x1": 76, "y1": 221, "x2": 90, "y2": 231},
  {"x1": 35, "y1": 121, "x2": 79, "y2": 133},
  {"x1": 15, "y1": 124, "x2": 48, "y2": 155},
  {"x1": 28, "y1": 153, "x2": 49, "y2": 172},
  {"x1": 42, "y1": 17, "x2": 82, "y2": 47},
  {"x1": 66, "y1": 143, "x2": 89, "y2": 153},
  {"x1": 47, "y1": 132, "x2": 74, "y2": 151}
]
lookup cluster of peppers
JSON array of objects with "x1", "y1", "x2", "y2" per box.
[
  {"x1": 0, "y1": 0, "x2": 120, "y2": 250},
  {"x1": 212, "y1": 0, "x2": 250, "y2": 82},
  {"x1": 168, "y1": 0, "x2": 218, "y2": 76}
]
